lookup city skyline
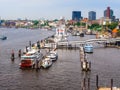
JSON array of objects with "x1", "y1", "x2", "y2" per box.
[{"x1": 0, "y1": 0, "x2": 120, "y2": 20}]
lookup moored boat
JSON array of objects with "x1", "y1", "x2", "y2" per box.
[
  {"x1": 84, "y1": 44, "x2": 93, "y2": 53},
  {"x1": 46, "y1": 50, "x2": 58, "y2": 61},
  {"x1": 0, "y1": 35, "x2": 7, "y2": 40},
  {"x1": 54, "y1": 25, "x2": 68, "y2": 42},
  {"x1": 41, "y1": 57, "x2": 52, "y2": 68},
  {"x1": 72, "y1": 31, "x2": 84, "y2": 37},
  {"x1": 19, "y1": 49, "x2": 42, "y2": 69}
]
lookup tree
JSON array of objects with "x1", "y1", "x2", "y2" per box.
[
  {"x1": 88, "y1": 24, "x2": 101, "y2": 31},
  {"x1": 74, "y1": 22, "x2": 86, "y2": 27},
  {"x1": 107, "y1": 22, "x2": 118, "y2": 30},
  {"x1": 32, "y1": 20, "x2": 39, "y2": 26}
]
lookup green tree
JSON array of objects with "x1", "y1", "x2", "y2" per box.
[
  {"x1": 32, "y1": 20, "x2": 39, "y2": 26},
  {"x1": 74, "y1": 22, "x2": 80, "y2": 26},
  {"x1": 107, "y1": 22, "x2": 118, "y2": 30},
  {"x1": 88, "y1": 24, "x2": 101, "y2": 31}
]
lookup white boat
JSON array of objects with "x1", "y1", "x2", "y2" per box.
[
  {"x1": 84, "y1": 44, "x2": 93, "y2": 53},
  {"x1": 54, "y1": 25, "x2": 68, "y2": 42},
  {"x1": 19, "y1": 49, "x2": 42, "y2": 68},
  {"x1": 41, "y1": 57, "x2": 52, "y2": 68},
  {"x1": 46, "y1": 50, "x2": 58, "y2": 61},
  {"x1": 72, "y1": 31, "x2": 84, "y2": 37}
]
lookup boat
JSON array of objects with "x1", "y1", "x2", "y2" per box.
[
  {"x1": 79, "y1": 32, "x2": 84, "y2": 37},
  {"x1": 72, "y1": 31, "x2": 84, "y2": 37},
  {"x1": 41, "y1": 57, "x2": 52, "y2": 68},
  {"x1": 46, "y1": 50, "x2": 58, "y2": 61},
  {"x1": 0, "y1": 35, "x2": 7, "y2": 40},
  {"x1": 54, "y1": 25, "x2": 68, "y2": 42},
  {"x1": 84, "y1": 44, "x2": 93, "y2": 53},
  {"x1": 19, "y1": 49, "x2": 42, "y2": 69}
]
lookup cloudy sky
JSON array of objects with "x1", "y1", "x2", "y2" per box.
[{"x1": 0, "y1": 0, "x2": 119, "y2": 20}]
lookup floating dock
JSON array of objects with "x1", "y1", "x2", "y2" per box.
[{"x1": 99, "y1": 87, "x2": 120, "y2": 90}]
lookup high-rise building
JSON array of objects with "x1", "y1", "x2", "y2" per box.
[
  {"x1": 88, "y1": 11, "x2": 96, "y2": 20},
  {"x1": 72, "y1": 11, "x2": 82, "y2": 21},
  {"x1": 104, "y1": 7, "x2": 114, "y2": 19}
]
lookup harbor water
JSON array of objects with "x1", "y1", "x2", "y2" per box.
[{"x1": 0, "y1": 28, "x2": 120, "y2": 90}]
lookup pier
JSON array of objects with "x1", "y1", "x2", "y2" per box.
[
  {"x1": 42, "y1": 38, "x2": 120, "y2": 49},
  {"x1": 79, "y1": 46, "x2": 91, "y2": 71}
]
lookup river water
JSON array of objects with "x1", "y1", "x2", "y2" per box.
[{"x1": 0, "y1": 28, "x2": 120, "y2": 90}]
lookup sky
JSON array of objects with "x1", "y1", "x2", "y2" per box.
[{"x1": 0, "y1": 0, "x2": 120, "y2": 20}]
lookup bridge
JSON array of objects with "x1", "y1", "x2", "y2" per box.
[
  {"x1": 57, "y1": 38, "x2": 120, "y2": 46},
  {"x1": 44, "y1": 38, "x2": 120, "y2": 48}
]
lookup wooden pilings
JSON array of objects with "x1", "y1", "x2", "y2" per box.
[
  {"x1": 11, "y1": 49, "x2": 23, "y2": 61},
  {"x1": 96, "y1": 75, "x2": 120, "y2": 90},
  {"x1": 80, "y1": 46, "x2": 91, "y2": 71},
  {"x1": 81, "y1": 77, "x2": 90, "y2": 90},
  {"x1": 80, "y1": 75, "x2": 119, "y2": 90}
]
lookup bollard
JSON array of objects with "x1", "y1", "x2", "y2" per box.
[
  {"x1": 18, "y1": 49, "x2": 21, "y2": 58},
  {"x1": 11, "y1": 50, "x2": 15, "y2": 61}
]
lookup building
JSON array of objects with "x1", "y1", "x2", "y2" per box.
[
  {"x1": 72, "y1": 11, "x2": 82, "y2": 21},
  {"x1": 88, "y1": 11, "x2": 96, "y2": 20},
  {"x1": 104, "y1": 7, "x2": 114, "y2": 20}
]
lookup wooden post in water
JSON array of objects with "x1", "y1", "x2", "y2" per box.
[
  {"x1": 82, "y1": 78, "x2": 86, "y2": 90},
  {"x1": 89, "y1": 62, "x2": 91, "y2": 71},
  {"x1": 36, "y1": 59, "x2": 39, "y2": 71},
  {"x1": 111, "y1": 79, "x2": 113, "y2": 90},
  {"x1": 75, "y1": 44, "x2": 76, "y2": 49},
  {"x1": 11, "y1": 50, "x2": 15, "y2": 61},
  {"x1": 29, "y1": 41, "x2": 31, "y2": 49},
  {"x1": 96, "y1": 75, "x2": 99, "y2": 89},
  {"x1": 18, "y1": 49, "x2": 21, "y2": 58},
  {"x1": 26, "y1": 46, "x2": 28, "y2": 52},
  {"x1": 88, "y1": 78, "x2": 90, "y2": 90}
]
